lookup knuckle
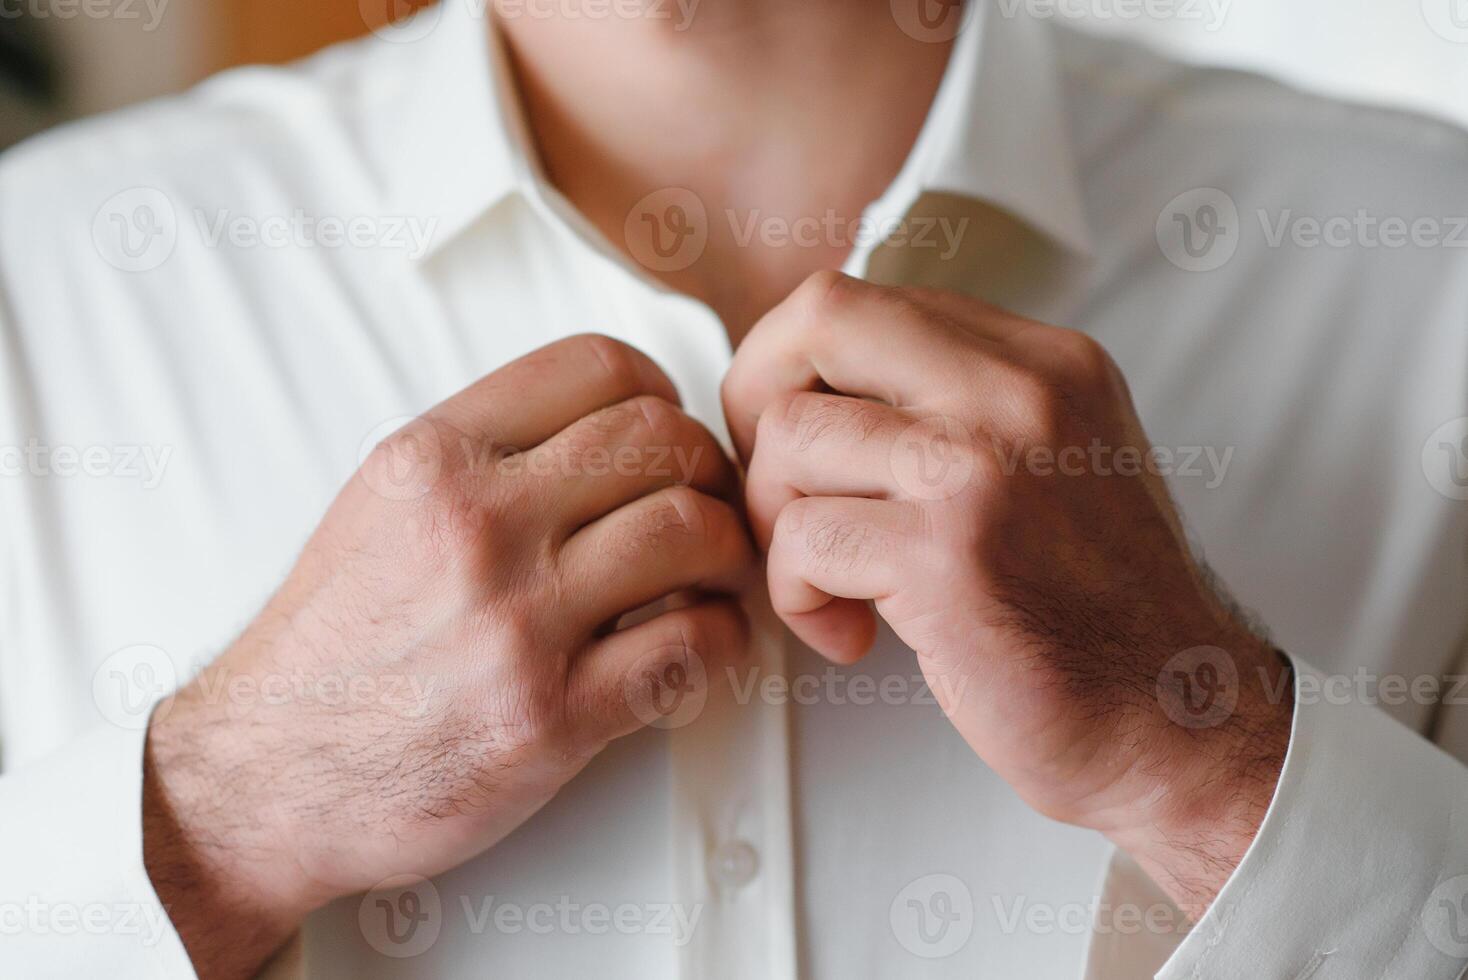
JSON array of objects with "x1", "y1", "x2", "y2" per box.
[
  {"x1": 655, "y1": 485, "x2": 713, "y2": 540},
  {"x1": 626, "y1": 394, "x2": 684, "y2": 443},
  {"x1": 495, "y1": 600, "x2": 545, "y2": 656},
  {"x1": 718, "y1": 368, "x2": 745, "y2": 415},
  {"x1": 773, "y1": 496, "x2": 812, "y2": 541},
  {"x1": 793, "y1": 268, "x2": 855, "y2": 321},
  {"x1": 414, "y1": 474, "x2": 491, "y2": 561},
  {"x1": 1053, "y1": 331, "x2": 1117, "y2": 391},
  {"x1": 757, "y1": 390, "x2": 805, "y2": 448},
  {"x1": 562, "y1": 394, "x2": 681, "y2": 467},
  {"x1": 1007, "y1": 366, "x2": 1075, "y2": 441},
  {"x1": 658, "y1": 620, "x2": 704, "y2": 673},
  {"x1": 577, "y1": 333, "x2": 648, "y2": 392}
]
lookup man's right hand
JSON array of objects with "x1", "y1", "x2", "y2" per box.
[{"x1": 142, "y1": 335, "x2": 755, "y2": 978}]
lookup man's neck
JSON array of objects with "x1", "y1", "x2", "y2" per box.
[{"x1": 497, "y1": 0, "x2": 954, "y2": 341}]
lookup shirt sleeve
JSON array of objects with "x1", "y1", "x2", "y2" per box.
[
  {"x1": 0, "y1": 723, "x2": 198, "y2": 978},
  {"x1": 1084, "y1": 656, "x2": 1468, "y2": 979}
]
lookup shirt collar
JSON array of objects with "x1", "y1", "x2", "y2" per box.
[
  {"x1": 905, "y1": 1, "x2": 1093, "y2": 257},
  {"x1": 372, "y1": 0, "x2": 1091, "y2": 262},
  {"x1": 367, "y1": 0, "x2": 525, "y2": 258}
]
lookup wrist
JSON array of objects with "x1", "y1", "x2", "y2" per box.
[
  {"x1": 1108, "y1": 643, "x2": 1294, "y2": 919},
  {"x1": 144, "y1": 681, "x2": 322, "y2": 976}
]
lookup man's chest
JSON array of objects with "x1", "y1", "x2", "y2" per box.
[{"x1": 5, "y1": 216, "x2": 1466, "y2": 977}]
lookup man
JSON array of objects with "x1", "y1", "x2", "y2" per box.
[{"x1": 1, "y1": 0, "x2": 1466, "y2": 977}]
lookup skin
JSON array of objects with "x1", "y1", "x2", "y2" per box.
[
  {"x1": 498, "y1": 0, "x2": 951, "y2": 340},
  {"x1": 145, "y1": 1, "x2": 1291, "y2": 975},
  {"x1": 146, "y1": 335, "x2": 758, "y2": 977},
  {"x1": 721, "y1": 272, "x2": 1292, "y2": 922}
]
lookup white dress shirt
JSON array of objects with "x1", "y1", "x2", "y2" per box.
[{"x1": 2, "y1": 2, "x2": 1468, "y2": 977}]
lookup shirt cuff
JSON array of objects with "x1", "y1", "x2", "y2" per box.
[
  {"x1": 0, "y1": 724, "x2": 196, "y2": 978},
  {"x1": 1086, "y1": 657, "x2": 1468, "y2": 979}
]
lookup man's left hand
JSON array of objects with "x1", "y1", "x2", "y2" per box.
[{"x1": 722, "y1": 271, "x2": 1293, "y2": 918}]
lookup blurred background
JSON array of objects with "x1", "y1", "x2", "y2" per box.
[{"x1": 3, "y1": 0, "x2": 1468, "y2": 151}]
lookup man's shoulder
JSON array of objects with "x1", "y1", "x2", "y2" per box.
[
  {"x1": 0, "y1": 29, "x2": 403, "y2": 243},
  {"x1": 1054, "y1": 25, "x2": 1468, "y2": 205}
]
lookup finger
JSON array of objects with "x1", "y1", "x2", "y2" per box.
[
  {"x1": 568, "y1": 598, "x2": 750, "y2": 741},
  {"x1": 767, "y1": 496, "x2": 919, "y2": 664},
  {"x1": 721, "y1": 271, "x2": 982, "y2": 462},
  {"x1": 430, "y1": 334, "x2": 680, "y2": 450},
  {"x1": 745, "y1": 391, "x2": 910, "y2": 547},
  {"x1": 520, "y1": 395, "x2": 738, "y2": 532},
  {"x1": 561, "y1": 486, "x2": 756, "y2": 626}
]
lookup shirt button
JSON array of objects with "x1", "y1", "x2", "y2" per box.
[{"x1": 711, "y1": 839, "x2": 760, "y2": 890}]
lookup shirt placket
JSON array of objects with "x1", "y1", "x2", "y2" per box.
[
  {"x1": 593, "y1": 285, "x2": 801, "y2": 980},
  {"x1": 670, "y1": 590, "x2": 798, "y2": 980}
]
